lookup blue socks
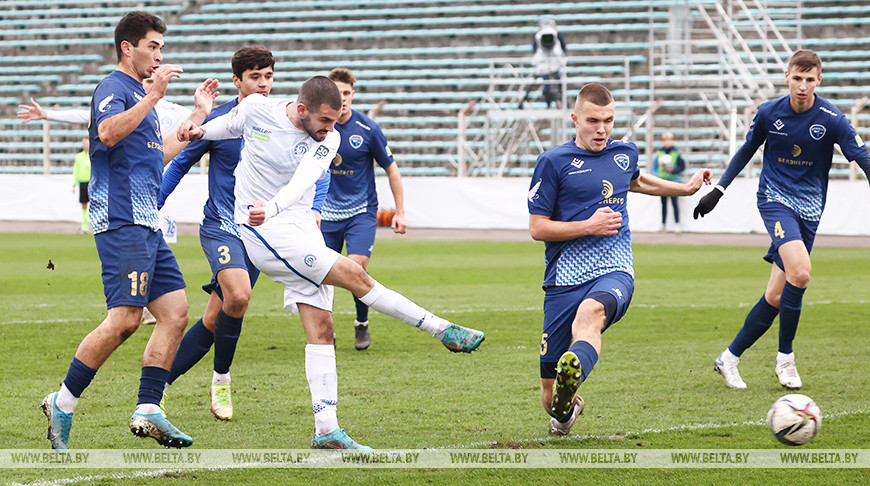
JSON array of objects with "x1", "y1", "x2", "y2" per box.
[
  {"x1": 213, "y1": 309, "x2": 243, "y2": 374},
  {"x1": 778, "y1": 282, "x2": 806, "y2": 354},
  {"x1": 728, "y1": 294, "x2": 779, "y2": 357},
  {"x1": 138, "y1": 367, "x2": 169, "y2": 406},
  {"x1": 353, "y1": 295, "x2": 369, "y2": 323},
  {"x1": 63, "y1": 357, "x2": 97, "y2": 398},
  {"x1": 568, "y1": 340, "x2": 599, "y2": 385},
  {"x1": 168, "y1": 318, "x2": 213, "y2": 385}
]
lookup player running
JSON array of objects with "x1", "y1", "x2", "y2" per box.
[
  {"x1": 321, "y1": 68, "x2": 406, "y2": 350},
  {"x1": 528, "y1": 83, "x2": 711, "y2": 435},
  {"x1": 177, "y1": 76, "x2": 484, "y2": 449},
  {"x1": 694, "y1": 49, "x2": 870, "y2": 390}
]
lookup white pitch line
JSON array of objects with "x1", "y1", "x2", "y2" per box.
[{"x1": 12, "y1": 409, "x2": 868, "y2": 486}]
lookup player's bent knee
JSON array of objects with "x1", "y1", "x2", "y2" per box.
[{"x1": 222, "y1": 289, "x2": 251, "y2": 316}]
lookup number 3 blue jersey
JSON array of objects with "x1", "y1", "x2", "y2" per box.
[
  {"x1": 528, "y1": 139, "x2": 641, "y2": 288},
  {"x1": 88, "y1": 70, "x2": 163, "y2": 233}
]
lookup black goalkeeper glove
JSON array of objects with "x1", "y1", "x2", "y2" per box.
[{"x1": 693, "y1": 186, "x2": 724, "y2": 219}]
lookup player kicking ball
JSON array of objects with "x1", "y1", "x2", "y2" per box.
[
  {"x1": 528, "y1": 83, "x2": 711, "y2": 435},
  {"x1": 694, "y1": 49, "x2": 870, "y2": 390},
  {"x1": 177, "y1": 76, "x2": 484, "y2": 449}
]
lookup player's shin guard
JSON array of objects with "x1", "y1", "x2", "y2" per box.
[
  {"x1": 168, "y1": 318, "x2": 214, "y2": 385},
  {"x1": 359, "y1": 281, "x2": 445, "y2": 337},
  {"x1": 728, "y1": 295, "x2": 779, "y2": 356},
  {"x1": 305, "y1": 344, "x2": 339, "y2": 437},
  {"x1": 138, "y1": 367, "x2": 169, "y2": 406},
  {"x1": 213, "y1": 309, "x2": 243, "y2": 374},
  {"x1": 778, "y1": 282, "x2": 805, "y2": 354}
]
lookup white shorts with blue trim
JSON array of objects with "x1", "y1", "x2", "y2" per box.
[{"x1": 240, "y1": 217, "x2": 337, "y2": 314}]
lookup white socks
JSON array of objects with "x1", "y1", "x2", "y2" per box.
[
  {"x1": 134, "y1": 404, "x2": 161, "y2": 415},
  {"x1": 305, "y1": 344, "x2": 339, "y2": 437},
  {"x1": 56, "y1": 384, "x2": 78, "y2": 414},
  {"x1": 213, "y1": 371, "x2": 231, "y2": 386},
  {"x1": 358, "y1": 281, "x2": 448, "y2": 338}
]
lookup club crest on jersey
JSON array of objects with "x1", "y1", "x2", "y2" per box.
[
  {"x1": 613, "y1": 153, "x2": 630, "y2": 171},
  {"x1": 293, "y1": 141, "x2": 309, "y2": 156},
  {"x1": 792, "y1": 145, "x2": 802, "y2": 157},
  {"x1": 304, "y1": 254, "x2": 317, "y2": 267},
  {"x1": 809, "y1": 124, "x2": 826, "y2": 140},
  {"x1": 313, "y1": 145, "x2": 330, "y2": 159},
  {"x1": 349, "y1": 134, "x2": 364, "y2": 149}
]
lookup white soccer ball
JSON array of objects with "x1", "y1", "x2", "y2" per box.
[{"x1": 766, "y1": 394, "x2": 822, "y2": 446}]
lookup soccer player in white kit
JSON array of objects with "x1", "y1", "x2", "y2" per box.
[{"x1": 178, "y1": 76, "x2": 485, "y2": 449}]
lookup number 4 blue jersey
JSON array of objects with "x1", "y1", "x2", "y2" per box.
[
  {"x1": 720, "y1": 94, "x2": 868, "y2": 221},
  {"x1": 528, "y1": 139, "x2": 640, "y2": 289}
]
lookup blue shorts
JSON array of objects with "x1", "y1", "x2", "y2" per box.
[
  {"x1": 758, "y1": 199, "x2": 818, "y2": 270},
  {"x1": 321, "y1": 209, "x2": 378, "y2": 257},
  {"x1": 540, "y1": 271, "x2": 634, "y2": 378},
  {"x1": 94, "y1": 225, "x2": 186, "y2": 309},
  {"x1": 200, "y1": 219, "x2": 260, "y2": 300}
]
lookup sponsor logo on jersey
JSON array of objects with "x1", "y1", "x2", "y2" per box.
[
  {"x1": 293, "y1": 141, "x2": 309, "y2": 156},
  {"x1": 774, "y1": 119, "x2": 785, "y2": 130},
  {"x1": 856, "y1": 133, "x2": 866, "y2": 148},
  {"x1": 612, "y1": 287, "x2": 623, "y2": 299},
  {"x1": 385, "y1": 145, "x2": 393, "y2": 157},
  {"x1": 528, "y1": 179, "x2": 541, "y2": 202},
  {"x1": 613, "y1": 153, "x2": 630, "y2": 171},
  {"x1": 313, "y1": 145, "x2": 330, "y2": 159},
  {"x1": 600, "y1": 179, "x2": 625, "y2": 205},
  {"x1": 809, "y1": 124, "x2": 826, "y2": 140},
  {"x1": 133, "y1": 92, "x2": 142, "y2": 102},
  {"x1": 355, "y1": 120, "x2": 372, "y2": 131},
  {"x1": 250, "y1": 126, "x2": 270, "y2": 142},
  {"x1": 601, "y1": 180, "x2": 614, "y2": 199},
  {"x1": 571, "y1": 158, "x2": 584, "y2": 169},
  {"x1": 304, "y1": 254, "x2": 317, "y2": 267},
  {"x1": 333, "y1": 154, "x2": 343, "y2": 167},
  {"x1": 819, "y1": 106, "x2": 838, "y2": 117},
  {"x1": 792, "y1": 145, "x2": 802, "y2": 157},
  {"x1": 349, "y1": 134, "x2": 364, "y2": 149},
  {"x1": 98, "y1": 94, "x2": 114, "y2": 113}
]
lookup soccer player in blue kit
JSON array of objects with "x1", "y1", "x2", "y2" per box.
[
  {"x1": 694, "y1": 50, "x2": 870, "y2": 390},
  {"x1": 322, "y1": 68, "x2": 407, "y2": 350},
  {"x1": 41, "y1": 11, "x2": 218, "y2": 450},
  {"x1": 528, "y1": 83, "x2": 712, "y2": 435}
]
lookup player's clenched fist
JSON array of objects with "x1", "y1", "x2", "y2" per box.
[{"x1": 586, "y1": 206, "x2": 623, "y2": 236}]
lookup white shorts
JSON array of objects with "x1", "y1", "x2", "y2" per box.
[{"x1": 240, "y1": 217, "x2": 338, "y2": 314}]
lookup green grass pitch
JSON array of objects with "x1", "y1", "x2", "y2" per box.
[{"x1": 0, "y1": 233, "x2": 867, "y2": 485}]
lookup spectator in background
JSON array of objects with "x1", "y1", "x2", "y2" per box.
[
  {"x1": 651, "y1": 132, "x2": 686, "y2": 233},
  {"x1": 72, "y1": 137, "x2": 91, "y2": 233},
  {"x1": 521, "y1": 19, "x2": 567, "y2": 109}
]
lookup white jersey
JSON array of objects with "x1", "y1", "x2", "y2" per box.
[{"x1": 199, "y1": 94, "x2": 340, "y2": 225}]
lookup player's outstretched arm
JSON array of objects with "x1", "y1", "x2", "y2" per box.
[
  {"x1": 529, "y1": 208, "x2": 622, "y2": 242},
  {"x1": 630, "y1": 169, "x2": 712, "y2": 197}
]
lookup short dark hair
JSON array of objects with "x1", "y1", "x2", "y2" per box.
[
  {"x1": 327, "y1": 68, "x2": 356, "y2": 87},
  {"x1": 231, "y1": 45, "x2": 275, "y2": 79},
  {"x1": 299, "y1": 76, "x2": 342, "y2": 112},
  {"x1": 576, "y1": 83, "x2": 613, "y2": 107},
  {"x1": 114, "y1": 11, "x2": 166, "y2": 62},
  {"x1": 788, "y1": 49, "x2": 821, "y2": 73}
]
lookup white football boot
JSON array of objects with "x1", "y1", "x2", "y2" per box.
[
  {"x1": 714, "y1": 350, "x2": 747, "y2": 389},
  {"x1": 775, "y1": 352, "x2": 802, "y2": 390},
  {"x1": 548, "y1": 396, "x2": 584, "y2": 435}
]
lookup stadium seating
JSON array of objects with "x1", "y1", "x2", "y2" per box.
[{"x1": 0, "y1": 0, "x2": 867, "y2": 177}]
